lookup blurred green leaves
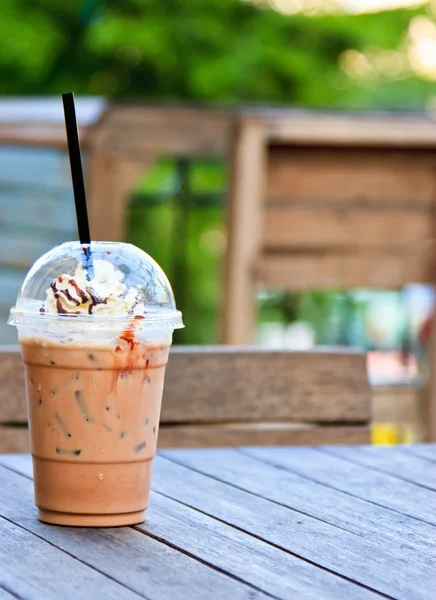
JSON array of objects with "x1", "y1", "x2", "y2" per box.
[
  {"x1": 2, "y1": 0, "x2": 435, "y2": 345},
  {"x1": 1, "y1": 0, "x2": 434, "y2": 109},
  {"x1": 128, "y1": 159, "x2": 226, "y2": 344}
]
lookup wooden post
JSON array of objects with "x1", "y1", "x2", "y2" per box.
[
  {"x1": 86, "y1": 151, "x2": 152, "y2": 241},
  {"x1": 220, "y1": 117, "x2": 266, "y2": 344},
  {"x1": 427, "y1": 321, "x2": 436, "y2": 441},
  {"x1": 425, "y1": 170, "x2": 436, "y2": 442}
]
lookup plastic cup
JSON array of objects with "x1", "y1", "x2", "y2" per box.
[{"x1": 8, "y1": 241, "x2": 183, "y2": 527}]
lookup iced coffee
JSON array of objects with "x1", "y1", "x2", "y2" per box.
[{"x1": 9, "y1": 241, "x2": 183, "y2": 526}]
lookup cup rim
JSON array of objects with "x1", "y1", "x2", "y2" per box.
[{"x1": 8, "y1": 307, "x2": 184, "y2": 331}]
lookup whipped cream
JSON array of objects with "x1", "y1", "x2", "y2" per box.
[{"x1": 43, "y1": 260, "x2": 145, "y2": 317}]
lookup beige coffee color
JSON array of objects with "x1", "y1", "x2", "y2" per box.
[{"x1": 21, "y1": 337, "x2": 170, "y2": 526}]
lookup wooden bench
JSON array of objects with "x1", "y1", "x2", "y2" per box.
[
  {"x1": 221, "y1": 113, "x2": 436, "y2": 441},
  {"x1": 0, "y1": 345, "x2": 371, "y2": 452}
]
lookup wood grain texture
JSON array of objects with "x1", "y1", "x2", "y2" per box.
[
  {"x1": 234, "y1": 447, "x2": 436, "y2": 562},
  {"x1": 158, "y1": 423, "x2": 370, "y2": 448},
  {"x1": 265, "y1": 112, "x2": 436, "y2": 147},
  {"x1": 91, "y1": 106, "x2": 232, "y2": 157},
  {"x1": 243, "y1": 445, "x2": 436, "y2": 526},
  {"x1": 0, "y1": 427, "x2": 29, "y2": 454},
  {"x1": 0, "y1": 464, "x2": 268, "y2": 600},
  {"x1": 257, "y1": 251, "x2": 433, "y2": 290},
  {"x1": 140, "y1": 492, "x2": 379, "y2": 600},
  {"x1": 0, "y1": 516, "x2": 141, "y2": 600},
  {"x1": 0, "y1": 453, "x2": 33, "y2": 478},
  {"x1": 408, "y1": 443, "x2": 436, "y2": 461},
  {"x1": 0, "y1": 347, "x2": 26, "y2": 423},
  {"x1": 162, "y1": 346, "x2": 370, "y2": 423},
  {"x1": 0, "y1": 346, "x2": 371, "y2": 451},
  {"x1": 0, "y1": 454, "x2": 379, "y2": 600},
  {"x1": 263, "y1": 207, "x2": 432, "y2": 251},
  {"x1": 321, "y1": 445, "x2": 436, "y2": 490},
  {"x1": 0, "y1": 123, "x2": 79, "y2": 148},
  {"x1": 266, "y1": 147, "x2": 436, "y2": 204},
  {"x1": 167, "y1": 447, "x2": 436, "y2": 569},
  {"x1": 155, "y1": 453, "x2": 434, "y2": 599},
  {"x1": 2, "y1": 448, "x2": 436, "y2": 599},
  {"x1": 0, "y1": 345, "x2": 371, "y2": 425},
  {"x1": 220, "y1": 117, "x2": 266, "y2": 344},
  {"x1": 0, "y1": 585, "x2": 16, "y2": 599},
  {"x1": 2, "y1": 103, "x2": 436, "y2": 151}
]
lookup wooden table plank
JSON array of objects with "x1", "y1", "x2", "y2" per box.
[
  {"x1": 142, "y1": 493, "x2": 380, "y2": 600},
  {"x1": 237, "y1": 446, "x2": 436, "y2": 526},
  {"x1": 0, "y1": 516, "x2": 141, "y2": 600},
  {"x1": 0, "y1": 455, "x2": 379, "y2": 600},
  {"x1": 217, "y1": 447, "x2": 436, "y2": 561},
  {"x1": 157, "y1": 453, "x2": 432, "y2": 600},
  {"x1": 0, "y1": 453, "x2": 32, "y2": 477},
  {"x1": 407, "y1": 444, "x2": 436, "y2": 462},
  {"x1": 321, "y1": 445, "x2": 436, "y2": 490},
  {"x1": 0, "y1": 585, "x2": 19, "y2": 599},
  {"x1": 2, "y1": 447, "x2": 435, "y2": 600},
  {"x1": 0, "y1": 464, "x2": 268, "y2": 600}
]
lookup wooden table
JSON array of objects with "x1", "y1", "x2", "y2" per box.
[{"x1": 0, "y1": 445, "x2": 435, "y2": 600}]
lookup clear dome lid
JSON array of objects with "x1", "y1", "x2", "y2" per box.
[{"x1": 8, "y1": 241, "x2": 183, "y2": 331}]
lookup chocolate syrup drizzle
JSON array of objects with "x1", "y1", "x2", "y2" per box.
[
  {"x1": 86, "y1": 286, "x2": 108, "y2": 314},
  {"x1": 55, "y1": 299, "x2": 81, "y2": 315},
  {"x1": 49, "y1": 277, "x2": 108, "y2": 315},
  {"x1": 50, "y1": 279, "x2": 82, "y2": 315},
  {"x1": 68, "y1": 278, "x2": 88, "y2": 303}
]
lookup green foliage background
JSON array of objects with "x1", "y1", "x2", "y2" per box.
[
  {"x1": 2, "y1": 0, "x2": 435, "y2": 345},
  {"x1": 2, "y1": 0, "x2": 435, "y2": 108}
]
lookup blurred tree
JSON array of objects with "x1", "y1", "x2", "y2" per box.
[
  {"x1": 2, "y1": 0, "x2": 435, "y2": 346},
  {"x1": 0, "y1": 0, "x2": 435, "y2": 109}
]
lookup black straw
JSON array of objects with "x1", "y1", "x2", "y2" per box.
[{"x1": 62, "y1": 92, "x2": 93, "y2": 278}]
